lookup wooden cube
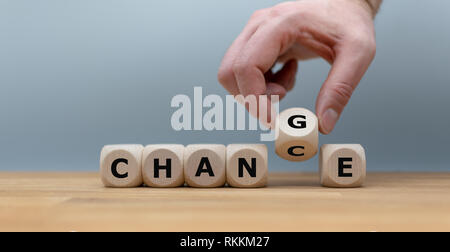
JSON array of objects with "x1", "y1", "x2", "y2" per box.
[
  {"x1": 226, "y1": 144, "x2": 268, "y2": 188},
  {"x1": 319, "y1": 144, "x2": 366, "y2": 188},
  {"x1": 142, "y1": 144, "x2": 185, "y2": 188},
  {"x1": 184, "y1": 144, "x2": 226, "y2": 188},
  {"x1": 275, "y1": 108, "x2": 319, "y2": 162},
  {"x1": 100, "y1": 144, "x2": 144, "y2": 188}
]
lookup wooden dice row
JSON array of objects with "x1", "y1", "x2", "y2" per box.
[
  {"x1": 275, "y1": 108, "x2": 366, "y2": 188},
  {"x1": 100, "y1": 144, "x2": 268, "y2": 188},
  {"x1": 100, "y1": 107, "x2": 366, "y2": 188}
]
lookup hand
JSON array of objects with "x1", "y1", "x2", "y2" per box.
[{"x1": 218, "y1": 0, "x2": 377, "y2": 134}]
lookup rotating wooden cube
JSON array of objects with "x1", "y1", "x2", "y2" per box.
[{"x1": 275, "y1": 108, "x2": 319, "y2": 162}]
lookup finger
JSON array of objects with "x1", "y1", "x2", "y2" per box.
[
  {"x1": 278, "y1": 43, "x2": 319, "y2": 62},
  {"x1": 316, "y1": 40, "x2": 376, "y2": 134},
  {"x1": 218, "y1": 10, "x2": 267, "y2": 95},
  {"x1": 264, "y1": 69, "x2": 274, "y2": 80},
  {"x1": 232, "y1": 18, "x2": 297, "y2": 126},
  {"x1": 272, "y1": 59, "x2": 298, "y2": 92},
  {"x1": 234, "y1": 93, "x2": 278, "y2": 129},
  {"x1": 233, "y1": 18, "x2": 297, "y2": 97},
  {"x1": 266, "y1": 82, "x2": 287, "y2": 100}
]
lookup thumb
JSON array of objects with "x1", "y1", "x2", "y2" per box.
[{"x1": 316, "y1": 41, "x2": 376, "y2": 134}]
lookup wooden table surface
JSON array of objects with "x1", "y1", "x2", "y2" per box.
[{"x1": 0, "y1": 172, "x2": 449, "y2": 232}]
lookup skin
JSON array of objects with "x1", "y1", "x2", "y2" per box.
[{"x1": 218, "y1": 0, "x2": 379, "y2": 134}]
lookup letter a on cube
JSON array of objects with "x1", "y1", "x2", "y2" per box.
[{"x1": 184, "y1": 144, "x2": 226, "y2": 188}]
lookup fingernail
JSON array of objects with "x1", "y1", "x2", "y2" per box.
[{"x1": 321, "y1": 109, "x2": 338, "y2": 134}]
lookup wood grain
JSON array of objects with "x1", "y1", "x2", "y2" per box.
[{"x1": 0, "y1": 172, "x2": 449, "y2": 231}]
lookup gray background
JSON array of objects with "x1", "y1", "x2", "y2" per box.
[{"x1": 1, "y1": 0, "x2": 449, "y2": 171}]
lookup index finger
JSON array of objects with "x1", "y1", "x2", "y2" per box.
[
  {"x1": 218, "y1": 11, "x2": 267, "y2": 95},
  {"x1": 233, "y1": 19, "x2": 297, "y2": 97}
]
